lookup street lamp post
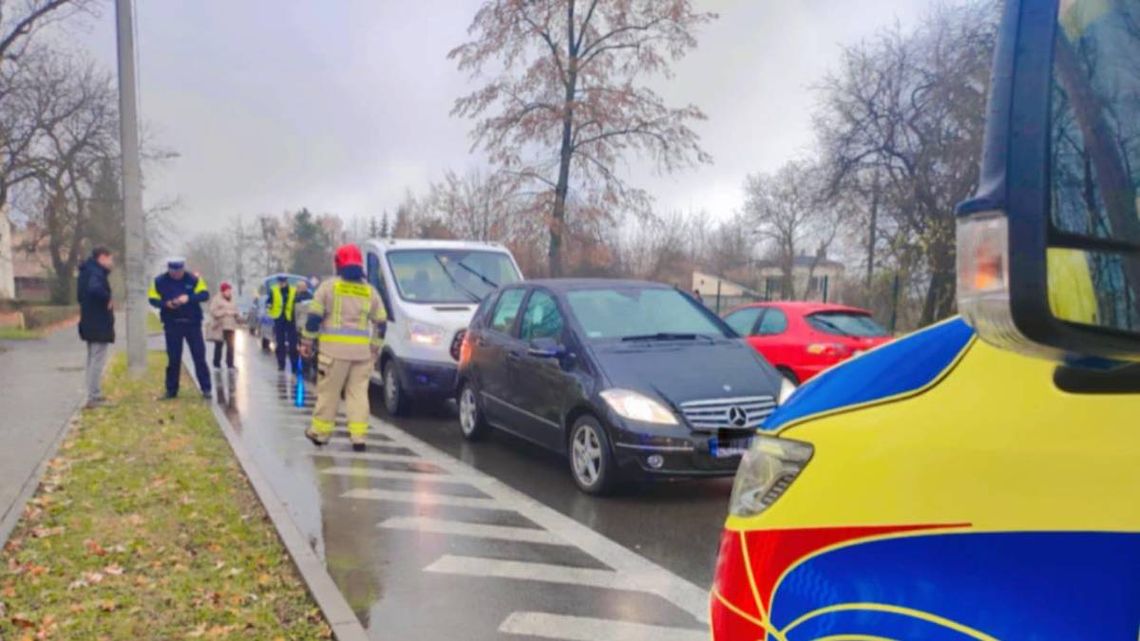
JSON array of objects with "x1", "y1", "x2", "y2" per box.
[{"x1": 115, "y1": 0, "x2": 147, "y2": 374}]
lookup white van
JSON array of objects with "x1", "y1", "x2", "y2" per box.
[{"x1": 363, "y1": 239, "x2": 523, "y2": 415}]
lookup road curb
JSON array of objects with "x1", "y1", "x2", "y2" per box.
[
  {"x1": 0, "y1": 403, "x2": 82, "y2": 548},
  {"x1": 199, "y1": 369, "x2": 370, "y2": 641}
]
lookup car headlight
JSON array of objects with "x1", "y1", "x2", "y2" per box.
[
  {"x1": 728, "y1": 435, "x2": 813, "y2": 518},
  {"x1": 778, "y1": 377, "x2": 797, "y2": 405},
  {"x1": 409, "y1": 322, "x2": 445, "y2": 346},
  {"x1": 599, "y1": 389, "x2": 678, "y2": 425}
]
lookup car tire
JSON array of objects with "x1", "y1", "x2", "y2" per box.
[
  {"x1": 382, "y1": 359, "x2": 410, "y2": 417},
  {"x1": 457, "y1": 381, "x2": 489, "y2": 441},
  {"x1": 777, "y1": 366, "x2": 799, "y2": 385},
  {"x1": 568, "y1": 415, "x2": 617, "y2": 496}
]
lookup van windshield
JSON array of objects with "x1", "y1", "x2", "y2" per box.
[
  {"x1": 386, "y1": 249, "x2": 521, "y2": 304},
  {"x1": 566, "y1": 287, "x2": 730, "y2": 340}
]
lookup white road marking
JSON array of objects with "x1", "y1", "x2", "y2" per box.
[
  {"x1": 499, "y1": 612, "x2": 708, "y2": 641},
  {"x1": 301, "y1": 446, "x2": 418, "y2": 462},
  {"x1": 342, "y1": 488, "x2": 499, "y2": 509},
  {"x1": 368, "y1": 421, "x2": 712, "y2": 623},
  {"x1": 380, "y1": 516, "x2": 561, "y2": 545},
  {"x1": 426, "y1": 555, "x2": 623, "y2": 591},
  {"x1": 320, "y1": 466, "x2": 483, "y2": 483}
]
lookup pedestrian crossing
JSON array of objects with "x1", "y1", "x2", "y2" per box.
[{"x1": 241, "y1": 356, "x2": 710, "y2": 640}]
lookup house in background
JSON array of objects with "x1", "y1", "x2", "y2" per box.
[
  {"x1": 755, "y1": 254, "x2": 845, "y2": 302},
  {"x1": 9, "y1": 226, "x2": 53, "y2": 301},
  {"x1": 691, "y1": 270, "x2": 762, "y2": 312},
  {"x1": 0, "y1": 207, "x2": 14, "y2": 299}
]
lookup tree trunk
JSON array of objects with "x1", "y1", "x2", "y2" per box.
[
  {"x1": 920, "y1": 249, "x2": 955, "y2": 326},
  {"x1": 866, "y1": 171, "x2": 879, "y2": 289},
  {"x1": 549, "y1": 3, "x2": 579, "y2": 278}
]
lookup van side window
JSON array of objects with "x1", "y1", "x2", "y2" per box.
[
  {"x1": 490, "y1": 289, "x2": 526, "y2": 335},
  {"x1": 368, "y1": 252, "x2": 393, "y2": 320}
]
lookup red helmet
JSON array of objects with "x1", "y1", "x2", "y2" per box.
[{"x1": 334, "y1": 244, "x2": 364, "y2": 270}]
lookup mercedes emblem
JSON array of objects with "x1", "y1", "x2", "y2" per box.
[{"x1": 727, "y1": 406, "x2": 748, "y2": 427}]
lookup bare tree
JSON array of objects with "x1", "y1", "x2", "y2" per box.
[
  {"x1": 744, "y1": 160, "x2": 840, "y2": 300},
  {"x1": 450, "y1": 0, "x2": 715, "y2": 276},
  {"x1": 13, "y1": 51, "x2": 117, "y2": 302},
  {"x1": 816, "y1": 1, "x2": 998, "y2": 324}
]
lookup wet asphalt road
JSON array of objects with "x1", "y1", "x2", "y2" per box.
[
  {"x1": 384, "y1": 401, "x2": 735, "y2": 588},
  {"x1": 215, "y1": 331, "x2": 734, "y2": 639}
]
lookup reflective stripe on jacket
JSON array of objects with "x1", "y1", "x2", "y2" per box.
[
  {"x1": 303, "y1": 277, "x2": 385, "y2": 361},
  {"x1": 269, "y1": 284, "x2": 298, "y2": 321},
  {"x1": 148, "y1": 272, "x2": 209, "y2": 324}
]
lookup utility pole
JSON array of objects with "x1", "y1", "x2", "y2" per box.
[{"x1": 116, "y1": 0, "x2": 147, "y2": 374}]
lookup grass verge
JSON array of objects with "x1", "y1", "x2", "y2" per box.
[
  {"x1": 0, "y1": 327, "x2": 42, "y2": 340},
  {"x1": 0, "y1": 353, "x2": 332, "y2": 640},
  {"x1": 146, "y1": 312, "x2": 163, "y2": 335}
]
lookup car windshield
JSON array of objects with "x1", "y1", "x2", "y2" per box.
[
  {"x1": 387, "y1": 249, "x2": 521, "y2": 304},
  {"x1": 806, "y1": 311, "x2": 888, "y2": 337},
  {"x1": 566, "y1": 287, "x2": 729, "y2": 340}
]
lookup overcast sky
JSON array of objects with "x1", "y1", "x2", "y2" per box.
[{"x1": 72, "y1": 0, "x2": 933, "y2": 238}]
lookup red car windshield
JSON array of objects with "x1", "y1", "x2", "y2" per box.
[{"x1": 806, "y1": 311, "x2": 888, "y2": 338}]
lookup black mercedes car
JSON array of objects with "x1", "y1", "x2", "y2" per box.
[{"x1": 455, "y1": 279, "x2": 791, "y2": 495}]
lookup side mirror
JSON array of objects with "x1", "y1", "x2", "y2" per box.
[
  {"x1": 527, "y1": 337, "x2": 565, "y2": 359},
  {"x1": 957, "y1": 0, "x2": 1140, "y2": 364}
]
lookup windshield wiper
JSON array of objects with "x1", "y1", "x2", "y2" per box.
[
  {"x1": 454, "y1": 260, "x2": 499, "y2": 289},
  {"x1": 620, "y1": 332, "x2": 713, "y2": 342},
  {"x1": 812, "y1": 317, "x2": 854, "y2": 337},
  {"x1": 433, "y1": 256, "x2": 481, "y2": 302}
]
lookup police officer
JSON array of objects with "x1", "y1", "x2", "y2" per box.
[
  {"x1": 301, "y1": 244, "x2": 386, "y2": 451},
  {"x1": 148, "y1": 258, "x2": 212, "y2": 399},
  {"x1": 267, "y1": 274, "x2": 300, "y2": 372}
]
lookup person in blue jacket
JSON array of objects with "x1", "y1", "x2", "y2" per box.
[{"x1": 148, "y1": 258, "x2": 212, "y2": 400}]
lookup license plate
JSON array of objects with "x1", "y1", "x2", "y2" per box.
[{"x1": 710, "y1": 436, "x2": 752, "y2": 459}]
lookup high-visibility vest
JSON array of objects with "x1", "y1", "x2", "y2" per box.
[
  {"x1": 304, "y1": 278, "x2": 385, "y2": 352},
  {"x1": 269, "y1": 284, "x2": 297, "y2": 321}
]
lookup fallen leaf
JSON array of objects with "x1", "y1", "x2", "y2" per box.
[
  {"x1": 31, "y1": 526, "x2": 64, "y2": 539},
  {"x1": 67, "y1": 578, "x2": 89, "y2": 590},
  {"x1": 83, "y1": 539, "x2": 107, "y2": 556},
  {"x1": 11, "y1": 613, "x2": 36, "y2": 628},
  {"x1": 82, "y1": 571, "x2": 104, "y2": 584},
  {"x1": 97, "y1": 600, "x2": 117, "y2": 612},
  {"x1": 103, "y1": 564, "x2": 124, "y2": 576}
]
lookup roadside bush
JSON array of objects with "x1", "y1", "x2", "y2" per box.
[{"x1": 22, "y1": 305, "x2": 79, "y2": 329}]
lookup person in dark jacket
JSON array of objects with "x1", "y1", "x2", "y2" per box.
[
  {"x1": 77, "y1": 247, "x2": 115, "y2": 409},
  {"x1": 148, "y1": 258, "x2": 212, "y2": 400}
]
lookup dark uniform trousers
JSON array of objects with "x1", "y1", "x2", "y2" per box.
[
  {"x1": 274, "y1": 319, "x2": 299, "y2": 371},
  {"x1": 165, "y1": 320, "x2": 212, "y2": 396}
]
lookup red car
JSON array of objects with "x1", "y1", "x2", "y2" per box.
[{"x1": 722, "y1": 302, "x2": 891, "y2": 383}]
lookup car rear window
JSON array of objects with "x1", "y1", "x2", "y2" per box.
[{"x1": 807, "y1": 311, "x2": 888, "y2": 337}]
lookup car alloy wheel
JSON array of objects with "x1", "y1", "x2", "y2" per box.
[
  {"x1": 569, "y1": 417, "x2": 614, "y2": 495},
  {"x1": 457, "y1": 383, "x2": 488, "y2": 440}
]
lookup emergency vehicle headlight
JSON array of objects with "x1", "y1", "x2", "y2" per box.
[
  {"x1": 409, "y1": 322, "x2": 445, "y2": 346},
  {"x1": 728, "y1": 435, "x2": 813, "y2": 518},
  {"x1": 956, "y1": 212, "x2": 1033, "y2": 352}
]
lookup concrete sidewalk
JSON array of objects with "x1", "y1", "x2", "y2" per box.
[{"x1": 0, "y1": 323, "x2": 92, "y2": 544}]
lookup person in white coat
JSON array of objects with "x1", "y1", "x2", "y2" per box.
[{"x1": 206, "y1": 281, "x2": 241, "y2": 370}]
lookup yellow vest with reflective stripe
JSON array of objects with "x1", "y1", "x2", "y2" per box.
[{"x1": 269, "y1": 285, "x2": 297, "y2": 321}]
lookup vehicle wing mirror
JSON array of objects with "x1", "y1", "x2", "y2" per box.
[
  {"x1": 527, "y1": 337, "x2": 565, "y2": 359},
  {"x1": 956, "y1": 0, "x2": 1140, "y2": 364}
]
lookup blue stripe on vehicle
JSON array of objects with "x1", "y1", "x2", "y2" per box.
[
  {"x1": 771, "y1": 531, "x2": 1140, "y2": 641},
  {"x1": 762, "y1": 317, "x2": 975, "y2": 432}
]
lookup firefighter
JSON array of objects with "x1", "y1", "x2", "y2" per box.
[
  {"x1": 301, "y1": 244, "x2": 385, "y2": 451},
  {"x1": 267, "y1": 274, "x2": 300, "y2": 372},
  {"x1": 148, "y1": 258, "x2": 212, "y2": 400}
]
